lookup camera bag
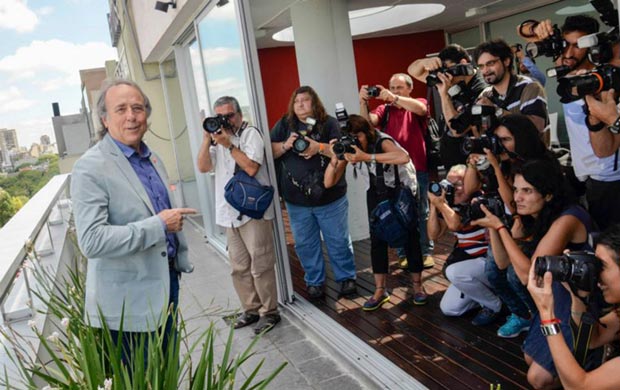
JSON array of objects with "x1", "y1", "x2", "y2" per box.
[
  {"x1": 224, "y1": 126, "x2": 274, "y2": 220},
  {"x1": 368, "y1": 137, "x2": 416, "y2": 247}
]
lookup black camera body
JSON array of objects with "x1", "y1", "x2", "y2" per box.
[
  {"x1": 426, "y1": 64, "x2": 476, "y2": 87},
  {"x1": 333, "y1": 134, "x2": 360, "y2": 160},
  {"x1": 450, "y1": 104, "x2": 499, "y2": 135},
  {"x1": 525, "y1": 25, "x2": 566, "y2": 59},
  {"x1": 460, "y1": 195, "x2": 505, "y2": 226},
  {"x1": 461, "y1": 133, "x2": 505, "y2": 157},
  {"x1": 556, "y1": 64, "x2": 620, "y2": 103},
  {"x1": 535, "y1": 251, "x2": 602, "y2": 292},
  {"x1": 429, "y1": 179, "x2": 455, "y2": 205},
  {"x1": 366, "y1": 86, "x2": 380, "y2": 97},
  {"x1": 475, "y1": 156, "x2": 500, "y2": 195},
  {"x1": 203, "y1": 114, "x2": 233, "y2": 133}
]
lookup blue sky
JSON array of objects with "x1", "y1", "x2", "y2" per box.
[{"x1": 0, "y1": 0, "x2": 117, "y2": 148}]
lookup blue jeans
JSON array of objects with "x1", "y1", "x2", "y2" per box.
[
  {"x1": 484, "y1": 252, "x2": 535, "y2": 319},
  {"x1": 286, "y1": 195, "x2": 356, "y2": 286}
]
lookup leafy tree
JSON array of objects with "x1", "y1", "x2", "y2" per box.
[{"x1": 0, "y1": 188, "x2": 16, "y2": 227}]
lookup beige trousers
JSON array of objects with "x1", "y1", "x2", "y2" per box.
[{"x1": 226, "y1": 218, "x2": 278, "y2": 316}]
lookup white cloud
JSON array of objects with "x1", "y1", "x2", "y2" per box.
[
  {"x1": 0, "y1": 39, "x2": 117, "y2": 85},
  {"x1": 34, "y1": 76, "x2": 73, "y2": 92},
  {"x1": 36, "y1": 6, "x2": 54, "y2": 16},
  {"x1": 202, "y1": 47, "x2": 241, "y2": 67},
  {"x1": 0, "y1": 86, "x2": 35, "y2": 113},
  {"x1": 0, "y1": 0, "x2": 39, "y2": 33}
]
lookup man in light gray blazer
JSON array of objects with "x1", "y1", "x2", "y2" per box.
[{"x1": 71, "y1": 79, "x2": 196, "y2": 359}]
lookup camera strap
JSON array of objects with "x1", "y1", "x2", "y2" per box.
[
  {"x1": 370, "y1": 137, "x2": 401, "y2": 200},
  {"x1": 380, "y1": 104, "x2": 391, "y2": 131}
]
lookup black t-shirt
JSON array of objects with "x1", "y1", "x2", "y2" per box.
[
  {"x1": 270, "y1": 115, "x2": 347, "y2": 206},
  {"x1": 451, "y1": 72, "x2": 488, "y2": 112}
]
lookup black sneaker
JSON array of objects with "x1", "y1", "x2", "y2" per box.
[
  {"x1": 340, "y1": 279, "x2": 357, "y2": 296},
  {"x1": 307, "y1": 285, "x2": 324, "y2": 299}
]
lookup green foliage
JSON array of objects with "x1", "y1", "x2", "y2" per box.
[
  {"x1": 0, "y1": 155, "x2": 60, "y2": 226},
  {"x1": 1, "y1": 235, "x2": 286, "y2": 389}
]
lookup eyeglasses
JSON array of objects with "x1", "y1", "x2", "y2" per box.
[
  {"x1": 476, "y1": 59, "x2": 500, "y2": 70},
  {"x1": 221, "y1": 112, "x2": 236, "y2": 120}
]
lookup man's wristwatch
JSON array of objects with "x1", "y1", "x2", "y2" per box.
[
  {"x1": 370, "y1": 154, "x2": 376, "y2": 164},
  {"x1": 608, "y1": 115, "x2": 620, "y2": 134},
  {"x1": 228, "y1": 144, "x2": 235, "y2": 152}
]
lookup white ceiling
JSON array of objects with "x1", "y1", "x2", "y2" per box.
[{"x1": 250, "y1": 0, "x2": 562, "y2": 48}]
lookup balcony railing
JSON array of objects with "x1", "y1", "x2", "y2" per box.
[{"x1": 0, "y1": 174, "x2": 73, "y2": 382}]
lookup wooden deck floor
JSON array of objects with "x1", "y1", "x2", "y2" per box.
[{"x1": 282, "y1": 209, "x2": 530, "y2": 389}]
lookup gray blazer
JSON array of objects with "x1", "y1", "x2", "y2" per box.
[{"x1": 71, "y1": 134, "x2": 193, "y2": 332}]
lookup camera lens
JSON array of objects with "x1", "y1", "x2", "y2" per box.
[
  {"x1": 203, "y1": 117, "x2": 221, "y2": 133},
  {"x1": 293, "y1": 137, "x2": 310, "y2": 153}
]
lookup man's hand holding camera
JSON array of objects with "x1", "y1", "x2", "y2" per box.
[
  {"x1": 211, "y1": 128, "x2": 233, "y2": 149},
  {"x1": 585, "y1": 89, "x2": 618, "y2": 126}
]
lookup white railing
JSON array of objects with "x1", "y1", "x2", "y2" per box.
[{"x1": 0, "y1": 174, "x2": 73, "y2": 380}]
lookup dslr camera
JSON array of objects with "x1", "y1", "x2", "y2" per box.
[
  {"x1": 332, "y1": 134, "x2": 360, "y2": 160},
  {"x1": 203, "y1": 114, "x2": 233, "y2": 133},
  {"x1": 474, "y1": 156, "x2": 500, "y2": 195},
  {"x1": 556, "y1": 64, "x2": 620, "y2": 103},
  {"x1": 450, "y1": 104, "x2": 500, "y2": 134},
  {"x1": 429, "y1": 179, "x2": 455, "y2": 205},
  {"x1": 461, "y1": 133, "x2": 505, "y2": 157},
  {"x1": 292, "y1": 117, "x2": 316, "y2": 154},
  {"x1": 525, "y1": 24, "x2": 566, "y2": 59},
  {"x1": 535, "y1": 251, "x2": 602, "y2": 292},
  {"x1": 366, "y1": 86, "x2": 380, "y2": 97},
  {"x1": 460, "y1": 195, "x2": 505, "y2": 226},
  {"x1": 426, "y1": 64, "x2": 476, "y2": 87}
]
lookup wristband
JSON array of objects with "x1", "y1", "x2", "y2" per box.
[
  {"x1": 319, "y1": 143, "x2": 325, "y2": 154},
  {"x1": 370, "y1": 154, "x2": 376, "y2": 164},
  {"x1": 540, "y1": 322, "x2": 561, "y2": 336},
  {"x1": 586, "y1": 117, "x2": 606, "y2": 132},
  {"x1": 228, "y1": 144, "x2": 235, "y2": 152},
  {"x1": 541, "y1": 318, "x2": 561, "y2": 325},
  {"x1": 394, "y1": 96, "x2": 400, "y2": 104},
  {"x1": 496, "y1": 225, "x2": 507, "y2": 233}
]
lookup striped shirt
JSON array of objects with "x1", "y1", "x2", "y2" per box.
[
  {"x1": 453, "y1": 223, "x2": 488, "y2": 258},
  {"x1": 479, "y1": 74, "x2": 548, "y2": 128}
]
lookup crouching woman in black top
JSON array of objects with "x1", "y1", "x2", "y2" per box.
[{"x1": 324, "y1": 114, "x2": 426, "y2": 310}]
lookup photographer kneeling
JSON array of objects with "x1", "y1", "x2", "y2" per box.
[
  {"x1": 528, "y1": 224, "x2": 620, "y2": 390},
  {"x1": 427, "y1": 165, "x2": 502, "y2": 325},
  {"x1": 324, "y1": 114, "x2": 427, "y2": 309}
]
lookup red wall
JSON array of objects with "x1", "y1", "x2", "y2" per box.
[{"x1": 257, "y1": 30, "x2": 446, "y2": 128}]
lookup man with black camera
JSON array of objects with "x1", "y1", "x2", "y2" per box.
[
  {"x1": 408, "y1": 44, "x2": 489, "y2": 169},
  {"x1": 527, "y1": 15, "x2": 620, "y2": 231},
  {"x1": 359, "y1": 73, "x2": 434, "y2": 269},
  {"x1": 427, "y1": 165, "x2": 502, "y2": 326},
  {"x1": 197, "y1": 96, "x2": 281, "y2": 334},
  {"x1": 474, "y1": 39, "x2": 548, "y2": 134}
]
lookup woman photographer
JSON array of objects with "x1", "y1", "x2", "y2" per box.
[
  {"x1": 323, "y1": 114, "x2": 426, "y2": 309},
  {"x1": 463, "y1": 113, "x2": 550, "y2": 214},
  {"x1": 472, "y1": 158, "x2": 596, "y2": 389},
  {"x1": 528, "y1": 224, "x2": 620, "y2": 390},
  {"x1": 270, "y1": 86, "x2": 357, "y2": 299}
]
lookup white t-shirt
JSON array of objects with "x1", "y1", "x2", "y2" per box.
[
  {"x1": 564, "y1": 99, "x2": 620, "y2": 182},
  {"x1": 210, "y1": 124, "x2": 275, "y2": 228}
]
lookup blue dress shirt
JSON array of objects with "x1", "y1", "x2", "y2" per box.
[{"x1": 113, "y1": 139, "x2": 178, "y2": 260}]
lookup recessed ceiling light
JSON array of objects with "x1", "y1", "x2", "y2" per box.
[{"x1": 272, "y1": 4, "x2": 446, "y2": 42}]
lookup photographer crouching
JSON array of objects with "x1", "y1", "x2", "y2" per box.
[
  {"x1": 323, "y1": 114, "x2": 428, "y2": 309},
  {"x1": 427, "y1": 165, "x2": 502, "y2": 325},
  {"x1": 527, "y1": 224, "x2": 620, "y2": 389}
]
